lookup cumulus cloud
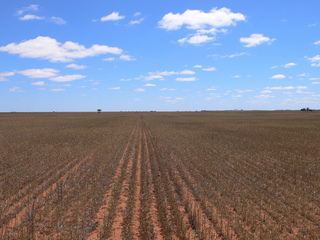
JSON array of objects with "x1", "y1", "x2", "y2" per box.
[
  {"x1": 159, "y1": 8, "x2": 245, "y2": 46},
  {"x1": 265, "y1": 86, "x2": 307, "y2": 90},
  {"x1": 261, "y1": 90, "x2": 272, "y2": 93},
  {"x1": 66, "y1": 64, "x2": 87, "y2": 69},
  {"x1": 135, "y1": 88, "x2": 145, "y2": 92},
  {"x1": 19, "y1": 14, "x2": 44, "y2": 20},
  {"x1": 50, "y1": 74, "x2": 85, "y2": 82},
  {"x1": 149, "y1": 70, "x2": 194, "y2": 76},
  {"x1": 271, "y1": 74, "x2": 286, "y2": 79},
  {"x1": 178, "y1": 34, "x2": 214, "y2": 45},
  {"x1": 314, "y1": 40, "x2": 320, "y2": 45},
  {"x1": 210, "y1": 52, "x2": 249, "y2": 58},
  {"x1": 17, "y1": 4, "x2": 39, "y2": 15},
  {"x1": 51, "y1": 88, "x2": 65, "y2": 91},
  {"x1": 160, "y1": 88, "x2": 176, "y2": 91},
  {"x1": 308, "y1": 55, "x2": 320, "y2": 66},
  {"x1": 108, "y1": 87, "x2": 120, "y2": 90},
  {"x1": 194, "y1": 65, "x2": 202, "y2": 68},
  {"x1": 159, "y1": 7, "x2": 245, "y2": 30},
  {"x1": 119, "y1": 54, "x2": 135, "y2": 61},
  {"x1": 236, "y1": 89, "x2": 253, "y2": 93},
  {"x1": 129, "y1": 18, "x2": 144, "y2": 25},
  {"x1": 180, "y1": 70, "x2": 195, "y2": 75},
  {"x1": 101, "y1": 12, "x2": 125, "y2": 21},
  {"x1": 31, "y1": 81, "x2": 45, "y2": 86},
  {"x1": 255, "y1": 94, "x2": 274, "y2": 99},
  {"x1": 9, "y1": 87, "x2": 25, "y2": 92},
  {"x1": 240, "y1": 33, "x2": 275, "y2": 47},
  {"x1": 0, "y1": 36, "x2": 123, "y2": 62},
  {"x1": 18, "y1": 68, "x2": 59, "y2": 78},
  {"x1": 283, "y1": 62, "x2": 297, "y2": 68},
  {"x1": 144, "y1": 83, "x2": 156, "y2": 86},
  {"x1": 49, "y1": 17, "x2": 67, "y2": 25},
  {"x1": 136, "y1": 75, "x2": 164, "y2": 81},
  {"x1": 103, "y1": 57, "x2": 116, "y2": 61},
  {"x1": 176, "y1": 77, "x2": 197, "y2": 81},
  {"x1": 202, "y1": 67, "x2": 216, "y2": 71},
  {"x1": 16, "y1": 5, "x2": 66, "y2": 24},
  {"x1": 0, "y1": 72, "x2": 15, "y2": 81}
]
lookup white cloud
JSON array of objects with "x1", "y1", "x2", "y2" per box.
[
  {"x1": 311, "y1": 81, "x2": 320, "y2": 84},
  {"x1": 120, "y1": 54, "x2": 135, "y2": 61},
  {"x1": 178, "y1": 34, "x2": 214, "y2": 45},
  {"x1": 180, "y1": 70, "x2": 195, "y2": 75},
  {"x1": 103, "y1": 57, "x2": 116, "y2": 61},
  {"x1": 0, "y1": 36, "x2": 123, "y2": 62},
  {"x1": 308, "y1": 55, "x2": 320, "y2": 66},
  {"x1": 314, "y1": 40, "x2": 320, "y2": 45},
  {"x1": 236, "y1": 89, "x2": 253, "y2": 93},
  {"x1": 136, "y1": 75, "x2": 164, "y2": 81},
  {"x1": 206, "y1": 88, "x2": 216, "y2": 91},
  {"x1": 202, "y1": 67, "x2": 216, "y2": 71},
  {"x1": 50, "y1": 74, "x2": 85, "y2": 82},
  {"x1": 193, "y1": 65, "x2": 202, "y2": 68},
  {"x1": 271, "y1": 74, "x2": 286, "y2": 79},
  {"x1": 0, "y1": 72, "x2": 15, "y2": 81},
  {"x1": 154, "y1": 71, "x2": 177, "y2": 76},
  {"x1": 17, "y1": 4, "x2": 39, "y2": 15},
  {"x1": 108, "y1": 87, "x2": 121, "y2": 90},
  {"x1": 261, "y1": 90, "x2": 272, "y2": 93},
  {"x1": 210, "y1": 52, "x2": 249, "y2": 58},
  {"x1": 9, "y1": 87, "x2": 25, "y2": 92},
  {"x1": 49, "y1": 17, "x2": 67, "y2": 25},
  {"x1": 31, "y1": 81, "x2": 45, "y2": 86},
  {"x1": 133, "y1": 12, "x2": 141, "y2": 17},
  {"x1": 255, "y1": 94, "x2": 274, "y2": 99},
  {"x1": 144, "y1": 83, "x2": 156, "y2": 87},
  {"x1": 240, "y1": 33, "x2": 275, "y2": 47},
  {"x1": 51, "y1": 88, "x2": 65, "y2": 91},
  {"x1": 158, "y1": 7, "x2": 245, "y2": 30},
  {"x1": 283, "y1": 62, "x2": 297, "y2": 68},
  {"x1": 135, "y1": 88, "x2": 145, "y2": 92},
  {"x1": 129, "y1": 18, "x2": 144, "y2": 25},
  {"x1": 19, "y1": 14, "x2": 44, "y2": 20},
  {"x1": 101, "y1": 12, "x2": 125, "y2": 21},
  {"x1": 296, "y1": 90, "x2": 314, "y2": 94},
  {"x1": 18, "y1": 68, "x2": 59, "y2": 78},
  {"x1": 66, "y1": 63, "x2": 87, "y2": 69},
  {"x1": 160, "y1": 88, "x2": 175, "y2": 91},
  {"x1": 298, "y1": 73, "x2": 309, "y2": 77},
  {"x1": 232, "y1": 95, "x2": 242, "y2": 98},
  {"x1": 176, "y1": 77, "x2": 197, "y2": 81},
  {"x1": 265, "y1": 86, "x2": 307, "y2": 90}
]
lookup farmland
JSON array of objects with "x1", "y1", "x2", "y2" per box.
[{"x1": 1, "y1": 111, "x2": 320, "y2": 239}]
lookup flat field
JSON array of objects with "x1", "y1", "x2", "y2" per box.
[{"x1": 1, "y1": 111, "x2": 320, "y2": 239}]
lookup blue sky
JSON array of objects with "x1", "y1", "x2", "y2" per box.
[{"x1": 1, "y1": 0, "x2": 320, "y2": 112}]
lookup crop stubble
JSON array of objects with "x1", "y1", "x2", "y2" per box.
[{"x1": 1, "y1": 111, "x2": 320, "y2": 239}]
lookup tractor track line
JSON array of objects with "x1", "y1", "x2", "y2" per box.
[
  {"x1": 1, "y1": 149, "x2": 96, "y2": 233},
  {"x1": 87, "y1": 124, "x2": 139, "y2": 240}
]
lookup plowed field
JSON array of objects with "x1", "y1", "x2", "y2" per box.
[{"x1": 1, "y1": 111, "x2": 320, "y2": 239}]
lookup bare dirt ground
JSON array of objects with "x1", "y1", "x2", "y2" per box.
[{"x1": 1, "y1": 112, "x2": 320, "y2": 239}]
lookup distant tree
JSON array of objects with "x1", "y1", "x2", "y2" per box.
[{"x1": 97, "y1": 109, "x2": 102, "y2": 113}]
